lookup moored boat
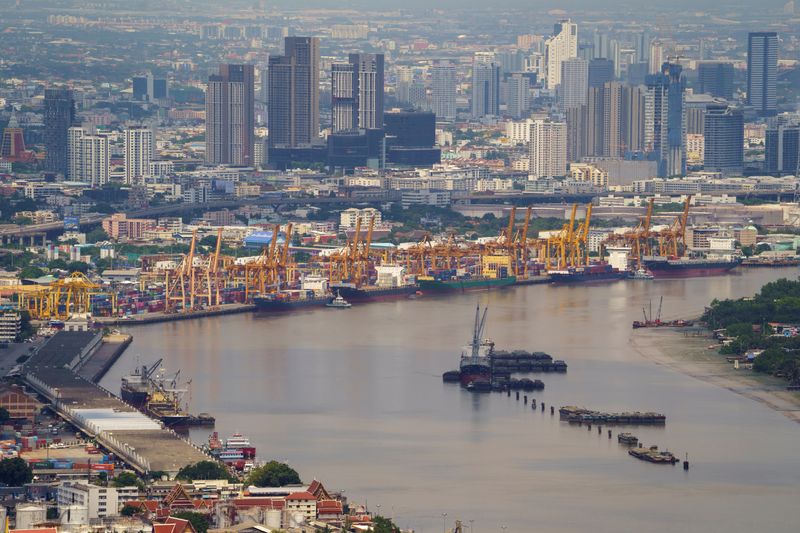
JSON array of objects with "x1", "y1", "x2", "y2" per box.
[
  {"x1": 459, "y1": 305, "x2": 494, "y2": 390},
  {"x1": 418, "y1": 275, "x2": 516, "y2": 293},
  {"x1": 642, "y1": 256, "x2": 742, "y2": 278},
  {"x1": 549, "y1": 263, "x2": 626, "y2": 284}
]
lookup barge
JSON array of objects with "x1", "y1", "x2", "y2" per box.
[
  {"x1": 559, "y1": 406, "x2": 666, "y2": 425},
  {"x1": 628, "y1": 445, "x2": 679, "y2": 464}
]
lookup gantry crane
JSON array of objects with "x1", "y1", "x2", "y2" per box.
[{"x1": 657, "y1": 195, "x2": 692, "y2": 258}]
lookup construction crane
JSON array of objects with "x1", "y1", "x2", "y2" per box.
[
  {"x1": 10, "y1": 272, "x2": 116, "y2": 320},
  {"x1": 325, "y1": 216, "x2": 377, "y2": 286},
  {"x1": 657, "y1": 195, "x2": 692, "y2": 258}
]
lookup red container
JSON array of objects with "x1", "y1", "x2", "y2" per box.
[{"x1": 91, "y1": 463, "x2": 114, "y2": 471}]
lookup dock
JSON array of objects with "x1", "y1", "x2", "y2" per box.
[
  {"x1": 93, "y1": 303, "x2": 256, "y2": 326},
  {"x1": 22, "y1": 331, "x2": 210, "y2": 474}
]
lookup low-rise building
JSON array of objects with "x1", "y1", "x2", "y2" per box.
[
  {"x1": 57, "y1": 482, "x2": 119, "y2": 519},
  {"x1": 102, "y1": 214, "x2": 156, "y2": 241},
  {"x1": 0, "y1": 310, "x2": 21, "y2": 341},
  {"x1": 0, "y1": 383, "x2": 42, "y2": 420}
]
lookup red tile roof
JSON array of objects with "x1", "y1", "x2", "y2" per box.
[
  {"x1": 12, "y1": 530, "x2": 58, "y2": 533},
  {"x1": 232, "y1": 497, "x2": 286, "y2": 510},
  {"x1": 164, "y1": 516, "x2": 196, "y2": 533},
  {"x1": 287, "y1": 491, "x2": 316, "y2": 501},
  {"x1": 152, "y1": 525, "x2": 176, "y2": 533}
]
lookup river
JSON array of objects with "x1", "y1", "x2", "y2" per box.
[{"x1": 101, "y1": 268, "x2": 800, "y2": 533}]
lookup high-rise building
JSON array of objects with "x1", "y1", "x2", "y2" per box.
[
  {"x1": 471, "y1": 54, "x2": 500, "y2": 118},
  {"x1": 588, "y1": 58, "x2": 614, "y2": 88},
  {"x1": 635, "y1": 30, "x2": 651, "y2": 65},
  {"x1": 44, "y1": 88, "x2": 75, "y2": 176},
  {"x1": 205, "y1": 64, "x2": 255, "y2": 165},
  {"x1": 545, "y1": 20, "x2": 578, "y2": 90},
  {"x1": 648, "y1": 42, "x2": 664, "y2": 74},
  {"x1": 560, "y1": 58, "x2": 588, "y2": 109},
  {"x1": 506, "y1": 74, "x2": 531, "y2": 119},
  {"x1": 646, "y1": 63, "x2": 686, "y2": 177},
  {"x1": 269, "y1": 37, "x2": 320, "y2": 148},
  {"x1": 124, "y1": 127, "x2": 153, "y2": 185},
  {"x1": 593, "y1": 30, "x2": 609, "y2": 60},
  {"x1": 703, "y1": 104, "x2": 744, "y2": 176},
  {"x1": 697, "y1": 62, "x2": 734, "y2": 100},
  {"x1": 765, "y1": 117, "x2": 799, "y2": 175},
  {"x1": 68, "y1": 127, "x2": 110, "y2": 186},
  {"x1": 747, "y1": 32, "x2": 778, "y2": 116},
  {"x1": 528, "y1": 119, "x2": 567, "y2": 178},
  {"x1": 432, "y1": 62, "x2": 457, "y2": 120},
  {"x1": 395, "y1": 66, "x2": 414, "y2": 105},
  {"x1": 331, "y1": 53, "x2": 384, "y2": 133},
  {"x1": 133, "y1": 73, "x2": 168, "y2": 102}
]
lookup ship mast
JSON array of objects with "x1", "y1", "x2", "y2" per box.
[{"x1": 471, "y1": 305, "x2": 488, "y2": 363}]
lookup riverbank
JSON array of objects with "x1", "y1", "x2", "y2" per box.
[
  {"x1": 94, "y1": 303, "x2": 256, "y2": 326},
  {"x1": 631, "y1": 328, "x2": 800, "y2": 424}
]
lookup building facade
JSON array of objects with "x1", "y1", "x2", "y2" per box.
[
  {"x1": 269, "y1": 37, "x2": 320, "y2": 148},
  {"x1": 747, "y1": 32, "x2": 778, "y2": 116},
  {"x1": 124, "y1": 127, "x2": 153, "y2": 185},
  {"x1": 205, "y1": 64, "x2": 255, "y2": 166},
  {"x1": 545, "y1": 20, "x2": 578, "y2": 90},
  {"x1": 44, "y1": 88, "x2": 76, "y2": 176}
]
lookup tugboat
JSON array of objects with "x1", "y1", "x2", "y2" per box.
[
  {"x1": 459, "y1": 305, "x2": 494, "y2": 392},
  {"x1": 617, "y1": 433, "x2": 639, "y2": 446},
  {"x1": 630, "y1": 268, "x2": 654, "y2": 280},
  {"x1": 326, "y1": 291, "x2": 352, "y2": 308}
]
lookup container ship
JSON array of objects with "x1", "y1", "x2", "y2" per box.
[
  {"x1": 253, "y1": 290, "x2": 331, "y2": 311},
  {"x1": 458, "y1": 305, "x2": 494, "y2": 392},
  {"x1": 418, "y1": 274, "x2": 516, "y2": 293},
  {"x1": 330, "y1": 265, "x2": 417, "y2": 302},
  {"x1": 549, "y1": 263, "x2": 626, "y2": 283},
  {"x1": 641, "y1": 256, "x2": 742, "y2": 278}
]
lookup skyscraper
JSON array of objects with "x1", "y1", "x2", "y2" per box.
[
  {"x1": 545, "y1": 20, "x2": 578, "y2": 90},
  {"x1": 124, "y1": 126, "x2": 153, "y2": 185},
  {"x1": 471, "y1": 54, "x2": 500, "y2": 118},
  {"x1": 560, "y1": 58, "x2": 588, "y2": 109},
  {"x1": 331, "y1": 53, "x2": 384, "y2": 133},
  {"x1": 80, "y1": 134, "x2": 110, "y2": 187},
  {"x1": 703, "y1": 104, "x2": 744, "y2": 176},
  {"x1": 432, "y1": 62, "x2": 457, "y2": 121},
  {"x1": 528, "y1": 119, "x2": 567, "y2": 178},
  {"x1": 697, "y1": 62, "x2": 735, "y2": 100},
  {"x1": 269, "y1": 37, "x2": 320, "y2": 148},
  {"x1": 765, "y1": 117, "x2": 799, "y2": 175},
  {"x1": 646, "y1": 63, "x2": 686, "y2": 177},
  {"x1": 747, "y1": 32, "x2": 778, "y2": 116},
  {"x1": 44, "y1": 88, "x2": 75, "y2": 176},
  {"x1": 588, "y1": 58, "x2": 614, "y2": 88},
  {"x1": 506, "y1": 74, "x2": 531, "y2": 119},
  {"x1": 635, "y1": 30, "x2": 651, "y2": 65},
  {"x1": 205, "y1": 63, "x2": 255, "y2": 165},
  {"x1": 67, "y1": 126, "x2": 85, "y2": 181}
]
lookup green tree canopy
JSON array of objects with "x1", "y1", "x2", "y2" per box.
[
  {"x1": 112, "y1": 471, "x2": 142, "y2": 488},
  {"x1": 66, "y1": 261, "x2": 90, "y2": 274},
  {"x1": 172, "y1": 511, "x2": 210, "y2": 533},
  {"x1": 86, "y1": 227, "x2": 110, "y2": 243},
  {"x1": 372, "y1": 516, "x2": 401, "y2": 533},
  {"x1": 244, "y1": 460, "x2": 301, "y2": 487},
  {"x1": 0, "y1": 457, "x2": 33, "y2": 486},
  {"x1": 0, "y1": 407, "x2": 9, "y2": 424},
  {"x1": 175, "y1": 460, "x2": 232, "y2": 481},
  {"x1": 18, "y1": 266, "x2": 45, "y2": 280}
]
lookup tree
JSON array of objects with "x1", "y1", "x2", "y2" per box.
[
  {"x1": 0, "y1": 457, "x2": 33, "y2": 486},
  {"x1": 48, "y1": 259, "x2": 69, "y2": 270},
  {"x1": 18, "y1": 266, "x2": 45, "y2": 280},
  {"x1": 0, "y1": 408, "x2": 9, "y2": 424},
  {"x1": 86, "y1": 227, "x2": 110, "y2": 244},
  {"x1": 113, "y1": 471, "x2": 142, "y2": 488},
  {"x1": 172, "y1": 511, "x2": 210, "y2": 533},
  {"x1": 245, "y1": 460, "x2": 301, "y2": 487},
  {"x1": 121, "y1": 504, "x2": 140, "y2": 517},
  {"x1": 175, "y1": 460, "x2": 232, "y2": 482},
  {"x1": 66, "y1": 261, "x2": 90, "y2": 274},
  {"x1": 372, "y1": 516, "x2": 400, "y2": 533}
]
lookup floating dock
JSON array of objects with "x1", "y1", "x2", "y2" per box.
[{"x1": 559, "y1": 406, "x2": 666, "y2": 425}]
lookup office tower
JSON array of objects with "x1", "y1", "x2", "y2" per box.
[
  {"x1": 697, "y1": 62, "x2": 734, "y2": 100},
  {"x1": 646, "y1": 63, "x2": 686, "y2": 177},
  {"x1": 747, "y1": 32, "x2": 778, "y2": 116},
  {"x1": 44, "y1": 88, "x2": 75, "y2": 175},
  {"x1": 408, "y1": 83, "x2": 427, "y2": 110},
  {"x1": 703, "y1": 104, "x2": 744, "y2": 176},
  {"x1": 627, "y1": 62, "x2": 649, "y2": 86},
  {"x1": 635, "y1": 30, "x2": 651, "y2": 64},
  {"x1": 648, "y1": 42, "x2": 664, "y2": 74},
  {"x1": 269, "y1": 37, "x2": 320, "y2": 148},
  {"x1": 583, "y1": 82, "x2": 647, "y2": 159},
  {"x1": 133, "y1": 73, "x2": 168, "y2": 102},
  {"x1": 578, "y1": 44, "x2": 594, "y2": 61},
  {"x1": 332, "y1": 54, "x2": 385, "y2": 133},
  {"x1": 205, "y1": 63, "x2": 255, "y2": 165},
  {"x1": 560, "y1": 58, "x2": 588, "y2": 109},
  {"x1": 395, "y1": 66, "x2": 414, "y2": 104},
  {"x1": 432, "y1": 62, "x2": 457, "y2": 120},
  {"x1": 384, "y1": 110, "x2": 440, "y2": 166},
  {"x1": 623, "y1": 85, "x2": 647, "y2": 153},
  {"x1": 603, "y1": 82, "x2": 625, "y2": 157},
  {"x1": 593, "y1": 30, "x2": 609, "y2": 60},
  {"x1": 124, "y1": 127, "x2": 153, "y2": 185},
  {"x1": 260, "y1": 66, "x2": 269, "y2": 104},
  {"x1": 471, "y1": 54, "x2": 500, "y2": 118},
  {"x1": 528, "y1": 119, "x2": 567, "y2": 178},
  {"x1": 588, "y1": 58, "x2": 614, "y2": 88},
  {"x1": 67, "y1": 127, "x2": 85, "y2": 180},
  {"x1": 545, "y1": 20, "x2": 578, "y2": 89},
  {"x1": 565, "y1": 106, "x2": 585, "y2": 161},
  {"x1": 497, "y1": 50, "x2": 525, "y2": 73},
  {"x1": 506, "y1": 74, "x2": 530, "y2": 119},
  {"x1": 765, "y1": 118, "x2": 799, "y2": 175},
  {"x1": 609, "y1": 40, "x2": 622, "y2": 78}
]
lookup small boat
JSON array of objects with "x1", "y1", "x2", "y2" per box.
[
  {"x1": 617, "y1": 432, "x2": 639, "y2": 446},
  {"x1": 326, "y1": 291, "x2": 352, "y2": 308},
  {"x1": 630, "y1": 268, "x2": 654, "y2": 280}
]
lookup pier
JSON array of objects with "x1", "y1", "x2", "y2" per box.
[{"x1": 22, "y1": 331, "x2": 210, "y2": 474}]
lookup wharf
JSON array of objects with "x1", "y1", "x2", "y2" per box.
[
  {"x1": 22, "y1": 331, "x2": 210, "y2": 474},
  {"x1": 94, "y1": 303, "x2": 255, "y2": 326},
  {"x1": 75, "y1": 333, "x2": 133, "y2": 383},
  {"x1": 514, "y1": 275, "x2": 550, "y2": 286}
]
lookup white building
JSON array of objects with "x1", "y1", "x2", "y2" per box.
[
  {"x1": 432, "y1": 62, "x2": 457, "y2": 121},
  {"x1": 0, "y1": 311, "x2": 21, "y2": 342},
  {"x1": 68, "y1": 127, "x2": 110, "y2": 186},
  {"x1": 124, "y1": 127, "x2": 153, "y2": 185},
  {"x1": 339, "y1": 207, "x2": 382, "y2": 229},
  {"x1": 506, "y1": 119, "x2": 534, "y2": 144},
  {"x1": 148, "y1": 160, "x2": 174, "y2": 177},
  {"x1": 570, "y1": 163, "x2": 608, "y2": 188},
  {"x1": 545, "y1": 19, "x2": 578, "y2": 90},
  {"x1": 529, "y1": 119, "x2": 567, "y2": 178},
  {"x1": 285, "y1": 492, "x2": 317, "y2": 524},
  {"x1": 58, "y1": 482, "x2": 119, "y2": 519}
]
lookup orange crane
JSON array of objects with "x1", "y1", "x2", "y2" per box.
[{"x1": 658, "y1": 195, "x2": 692, "y2": 258}]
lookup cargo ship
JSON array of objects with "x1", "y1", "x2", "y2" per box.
[
  {"x1": 120, "y1": 365, "x2": 151, "y2": 408},
  {"x1": 549, "y1": 263, "x2": 626, "y2": 283},
  {"x1": 253, "y1": 290, "x2": 331, "y2": 311},
  {"x1": 330, "y1": 282, "x2": 417, "y2": 302},
  {"x1": 641, "y1": 256, "x2": 742, "y2": 278},
  {"x1": 459, "y1": 305, "x2": 494, "y2": 392},
  {"x1": 418, "y1": 275, "x2": 516, "y2": 293}
]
